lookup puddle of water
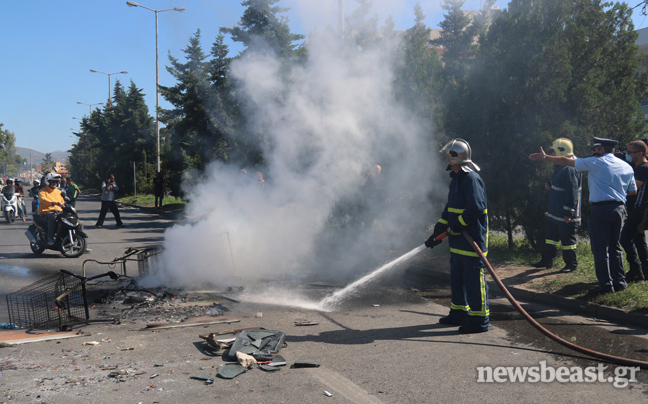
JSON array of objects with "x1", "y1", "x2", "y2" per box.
[{"x1": 0, "y1": 264, "x2": 32, "y2": 277}]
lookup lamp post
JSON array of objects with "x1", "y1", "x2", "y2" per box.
[
  {"x1": 90, "y1": 69, "x2": 128, "y2": 106},
  {"x1": 76, "y1": 101, "x2": 103, "y2": 114},
  {"x1": 126, "y1": 1, "x2": 185, "y2": 173}
]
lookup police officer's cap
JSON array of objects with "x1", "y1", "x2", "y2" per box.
[{"x1": 591, "y1": 137, "x2": 618, "y2": 150}]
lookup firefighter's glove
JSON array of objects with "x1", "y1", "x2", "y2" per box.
[
  {"x1": 425, "y1": 235, "x2": 442, "y2": 249},
  {"x1": 431, "y1": 222, "x2": 447, "y2": 239},
  {"x1": 449, "y1": 220, "x2": 465, "y2": 236}
]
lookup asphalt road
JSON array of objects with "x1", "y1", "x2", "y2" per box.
[
  {"x1": 0, "y1": 194, "x2": 176, "y2": 298},
  {"x1": 1, "y1": 196, "x2": 648, "y2": 402}
]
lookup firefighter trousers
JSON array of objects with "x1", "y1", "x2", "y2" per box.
[
  {"x1": 540, "y1": 219, "x2": 578, "y2": 269},
  {"x1": 446, "y1": 254, "x2": 489, "y2": 330}
]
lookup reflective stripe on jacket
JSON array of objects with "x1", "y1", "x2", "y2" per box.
[
  {"x1": 438, "y1": 170, "x2": 488, "y2": 257},
  {"x1": 547, "y1": 163, "x2": 582, "y2": 224}
]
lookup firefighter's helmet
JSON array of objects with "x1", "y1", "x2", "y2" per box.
[
  {"x1": 550, "y1": 138, "x2": 574, "y2": 157},
  {"x1": 440, "y1": 138, "x2": 480, "y2": 172}
]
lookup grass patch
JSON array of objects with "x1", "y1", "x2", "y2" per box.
[
  {"x1": 118, "y1": 194, "x2": 187, "y2": 211},
  {"x1": 489, "y1": 233, "x2": 648, "y2": 312}
]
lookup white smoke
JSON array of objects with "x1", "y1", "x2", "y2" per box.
[{"x1": 144, "y1": 5, "x2": 444, "y2": 291}]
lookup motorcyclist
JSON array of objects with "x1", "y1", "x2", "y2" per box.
[
  {"x1": 13, "y1": 179, "x2": 26, "y2": 222},
  {"x1": 29, "y1": 179, "x2": 41, "y2": 213},
  {"x1": 38, "y1": 173, "x2": 65, "y2": 245},
  {"x1": 2, "y1": 178, "x2": 15, "y2": 197}
]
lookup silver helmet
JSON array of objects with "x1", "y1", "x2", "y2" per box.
[{"x1": 440, "y1": 138, "x2": 480, "y2": 172}]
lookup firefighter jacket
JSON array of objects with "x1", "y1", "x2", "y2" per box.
[
  {"x1": 547, "y1": 163, "x2": 582, "y2": 225},
  {"x1": 437, "y1": 170, "x2": 488, "y2": 257}
]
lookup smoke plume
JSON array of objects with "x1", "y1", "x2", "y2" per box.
[{"x1": 144, "y1": 5, "x2": 445, "y2": 293}]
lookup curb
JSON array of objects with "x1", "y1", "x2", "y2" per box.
[{"x1": 407, "y1": 263, "x2": 648, "y2": 330}]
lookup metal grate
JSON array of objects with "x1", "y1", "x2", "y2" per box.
[
  {"x1": 136, "y1": 247, "x2": 163, "y2": 277},
  {"x1": 6, "y1": 270, "x2": 88, "y2": 329}
]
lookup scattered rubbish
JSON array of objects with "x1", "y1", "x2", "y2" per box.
[
  {"x1": 259, "y1": 364, "x2": 281, "y2": 372},
  {"x1": 267, "y1": 355, "x2": 287, "y2": 367},
  {"x1": 83, "y1": 341, "x2": 100, "y2": 346},
  {"x1": 217, "y1": 364, "x2": 248, "y2": 379},
  {"x1": 108, "y1": 369, "x2": 128, "y2": 377},
  {"x1": 143, "y1": 317, "x2": 240, "y2": 331},
  {"x1": 372, "y1": 304, "x2": 380, "y2": 307},
  {"x1": 228, "y1": 329, "x2": 286, "y2": 361},
  {"x1": 0, "y1": 323, "x2": 18, "y2": 330},
  {"x1": 150, "y1": 374, "x2": 159, "y2": 379},
  {"x1": 255, "y1": 312, "x2": 263, "y2": 318},
  {"x1": 153, "y1": 364, "x2": 164, "y2": 367},
  {"x1": 118, "y1": 347, "x2": 135, "y2": 351},
  {"x1": 101, "y1": 337, "x2": 112, "y2": 343},
  {"x1": 294, "y1": 319, "x2": 319, "y2": 326},
  {"x1": 200, "y1": 357, "x2": 212, "y2": 361},
  {"x1": 292, "y1": 362, "x2": 320, "y2": 368},
  {"x1": 190, "y1": 374, "x2": 214, "y2": 384},
  {"x1": 324, "y1": 391, "x2": 333, "y2": 397},
  {"x1": 236, "y1": 352, "x2": 257, "y2": 368}
]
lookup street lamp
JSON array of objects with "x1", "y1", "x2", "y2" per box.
[
  {"x1": 90, "y1": 69, "x2": 128, "y2": 106},
  {"x1": 76, "y1": 101, "x2": 104, "y2": 114},
  {"x1": 126, "y1": 0, "x2": 185, "y2": 173}
]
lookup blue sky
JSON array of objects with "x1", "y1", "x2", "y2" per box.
[{"x1": 1, "y1": 0, "x2": 646, "y2": 154}]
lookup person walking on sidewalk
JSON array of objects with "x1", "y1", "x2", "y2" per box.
[
  {"x1": 153, "y1": 172, "x2": 165, "y2": 209},
  {"x1": 530, "y1": 137, "x2": 636, "y2": 294},
  {"x1": 531, "y1": 138, "x2": 582, "y2": 272},
  {"x1": 67, "y1": 179, "x2": 81, "y2": 207},
  {"x1": 620, "y1": 140, "x2": 648, "y2": 282},
  {"x1": 424, "y1": 138, "x2": 490, "y2": 334},
  {"x1": 95, "y1": 174, "x2": 124, "y2": 229}
]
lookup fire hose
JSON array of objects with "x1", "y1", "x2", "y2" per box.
[{"x1": 433, "y1": 230, "x2": 648, "y2": 369}]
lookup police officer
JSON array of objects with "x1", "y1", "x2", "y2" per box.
[
  {"x1": 531, "y1": 138, "x2": 582, "y2": 272},
  {"x1": 425, "y1": 139, "x2": 489, "y2": 334},
  {"x1": 530, "y1": 137, "x2": 636, "y2": 294}
]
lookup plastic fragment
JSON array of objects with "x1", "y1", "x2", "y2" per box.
[{"x1": 324, "y1": 391, "x2": 332, "y2": 397}]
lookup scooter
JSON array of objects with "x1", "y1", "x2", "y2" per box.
[
  {"x1": 28, "y1": 188, "x2": 39, "y2": 213},
  {"x1": 25, "y1": 204, "x2": 88, "y2": 258},
  {"x1": 1, "y1": 193, "x2": 18, "y2": 223}
]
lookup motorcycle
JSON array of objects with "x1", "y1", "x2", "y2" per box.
[
  {"x1": 28, "y1": 188, "x2": 39, "y2": 213},
  {"x1": 25, "y1": 204, "x2": 88, "y2": 258},
  {"x1": 1, "y1": 193, "x2": 18, "y2": 223}
]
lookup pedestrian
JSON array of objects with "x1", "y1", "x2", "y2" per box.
[
  {"x1": 95, "y1": 174, "x2": 124, "y2": 228},
  {"x1": 619, "y1": 140, "x2": 648, "y2": 282},
  {"x1": 67, "y1": 179, "x2": 81, "y2": 207},
  {"x1": 531, "y1": 138, "x2": 582, "y2": 272},
  {"x1": 153, "y1": 172, "x2": 165, "y2": 209},
  {"x1": 530, "y1": 137, "x2": 636, "y2": 294},
  {"x1": 424, "y1": 139, "x2": 490, "y2": 334}
]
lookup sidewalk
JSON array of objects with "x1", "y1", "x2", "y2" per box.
[{"x1": 407, "y1": 249, "x2": 648, "y2": 330}]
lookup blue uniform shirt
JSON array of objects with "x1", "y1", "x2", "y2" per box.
[{"x1": 574, "y1": 154, "x2": 636, "y2": 203}]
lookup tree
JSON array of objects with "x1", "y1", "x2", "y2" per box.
[
  {"x1": 41, "y1": 153, "x2": 55, "y2": 173},
  {"x1": 220, "y1": 0, "x2": 304, "y2": 60},
  {"x1": 464, "y1": 0, "x2": 648, "y2": 248},
  {"x1": 394, "y1": 3, "x2": 443, "y2": 123}
]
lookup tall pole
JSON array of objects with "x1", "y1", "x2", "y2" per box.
[
  {"x1": 155, "y1": 9, "x2": 160, "y2": 173},
  {"x1": 30, "y1": 152, "x2": 32, "y2": 184},
  {"x1": 133, "y1": 161, "x2": 137, "y2": 196},
  {"x1": 338, "y1": 0, "x2": 344, "y2": 35}
]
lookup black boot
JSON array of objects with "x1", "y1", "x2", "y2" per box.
[
  {"x1": 531, "y1": 259, "x2": 553, "y2": 269},
  {"x1": 626, "y1": 262, "x2": 645, "y2": 282},
  {"x1": 561, "y1": 249, "x2": 578, "y2": 273},
  {"x1": 643, "y1": 263, "x2": 648, "y2": 281}
]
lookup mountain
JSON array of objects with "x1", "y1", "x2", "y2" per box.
[{"x1": 16, "y1": 147, "x2": 69, "y2": 165}]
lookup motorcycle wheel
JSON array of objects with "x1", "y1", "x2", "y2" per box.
[
  {"x1": 30, "y1": 242, "x2": 45, "y2": 255},
  {"x1": 60, "y1": 233, "x2": 86, "y2": 258},
  {"x1": 4, "y1": 211, "x2": 9, "y2": 223},
  {"x1": 9, "y1": 210, "x2": 14, "y2": 223}
]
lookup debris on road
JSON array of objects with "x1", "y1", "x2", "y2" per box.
[
  {"x1": 324, "y1": 391, "x2": 333, "y2": 397},
  {"x1": 217, "y1": 364, "x2": 248, "y2": 379},
  {"x1": 190, "y1": 374, "x2": 214, "y2": 384},
  {"x1": 292, "y1": 362, "x2": 320, "y2": 368},
  {"x1": 294, "y1": 319, "x2": 319, "y2": 326}
]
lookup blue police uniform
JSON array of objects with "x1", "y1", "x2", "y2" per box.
[
  {"x1": 574, "y1": 149, "x2": 636, "y2": 292},
  {"x1": 536, "y1": 161, "x2": 582, "y2": 270},
  {"x1": 435, "y1": 170, "x2": 489, "y2": 331}
]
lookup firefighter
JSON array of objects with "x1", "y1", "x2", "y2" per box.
[
  {"x1": 425, "y1": 139, "x2": 490, "y2": 334},
  {"x1": 531, "y1": 138, "x2": 582, "y2": 272}
]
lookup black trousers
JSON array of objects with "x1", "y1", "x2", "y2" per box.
[
  {"x1": 620, "y1": 205, "x2": 648, "y2": 267},
  {"x1": 589, "y1": 202, "x2": 626, "y2": 291},
  {"x1": 540, "y1": 219, "x2": 578, "y2": 269},
  {"x1": 96, "y1": 200, "x2": 122, "y2": 226}
]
